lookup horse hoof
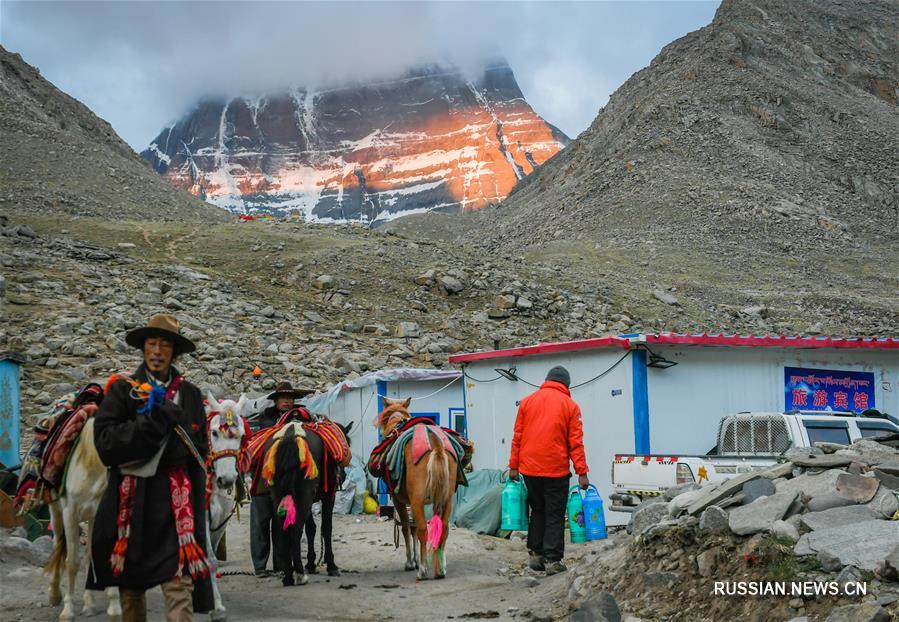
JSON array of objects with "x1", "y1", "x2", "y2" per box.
[
  {"x1": 59, "y1": 610, "x2": 75, "y2": 622},
  {"x1": 49, "y1": 593, "x2": 62, "y2": 607},
  {"x1": 404, "y1": 561, "x2": 417, "y2": 571},
  {"x1": 298, "y1": 574, "x2": 309, "y2": 586},
  {"x1": 210, "y1": 608, "x2": 228, "y2": 621},
  {"x1": 282, "y1": 574, "x2": 295, "y2": 587},
  {"x1": 327, "y1": 567, "x2": 341, "y2": 577},
  {"x1": 305, "y1": 564, "x2": 318, "y2": 575}
]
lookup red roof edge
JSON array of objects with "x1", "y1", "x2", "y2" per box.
[
  {"x1": 448, "y1": 336, "x2": 632, "y2": 363},
  {"x1": 448, "y1": 333, "x2": 898, "y2": 364}
]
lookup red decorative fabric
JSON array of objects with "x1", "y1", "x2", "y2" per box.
[
  {"x1": 110, "y1": 474, "x2": 136, "y2": 576},
  {"x1": 169, "y1": 466, "x2": 212, "y2": 579}
]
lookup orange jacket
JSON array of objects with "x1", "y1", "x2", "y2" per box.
[{"x1": 509, "y1": 380, "x2": 589, "y2": 477}]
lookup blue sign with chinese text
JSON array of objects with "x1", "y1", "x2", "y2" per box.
[{"x1": 784, "y1": 366, "x2": 875, "y2": 413}]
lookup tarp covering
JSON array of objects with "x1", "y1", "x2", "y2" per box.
[
  {"x1": 451, "y1": 469, "x2": 506, "y2": 536},
  {"x1": 305, "y1": 368, "x2": 462, "y2": 414}
]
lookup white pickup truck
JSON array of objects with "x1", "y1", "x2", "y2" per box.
[{"x1": 610, "y1": 411, "x2": 899, "y2": 512}]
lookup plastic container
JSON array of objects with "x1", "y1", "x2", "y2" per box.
[
  {"x1": 501, "y1": 477, "x2": 528, "y2": 531},
  {"x1": 567, "y1": 486, "x2": 587, "y2": 543},
  {"x1": 582, "y1": 484, "x2": 608, "y2": 540}
]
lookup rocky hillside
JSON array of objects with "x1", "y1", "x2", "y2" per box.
[
  {"x1": 0, "y1": 46, "x2": 226, "y2": 221},
  {"x1": 141, "y1": 62, "x2": 568, "y2": 222},
  {"x1": 449, "y1": 0, "x2": 898, "y2": 336}
]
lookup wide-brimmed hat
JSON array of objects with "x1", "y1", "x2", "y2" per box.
[
  {"x1": 125, "y1": 313, "x2": 196, "y2": 355},
  {"x1": 266, "y1": 381, "x2": 314, "y2": 401}
]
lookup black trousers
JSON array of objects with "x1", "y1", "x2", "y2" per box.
[
  {"x1": 250, "y1": 495, "x2": 284, "y2": 572},
  {"x1": 523, "y1": 475, "x2": 569, "y2": 562}
]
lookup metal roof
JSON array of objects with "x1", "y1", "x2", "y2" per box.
[{"x1": 448, "y1": 333, "x2": 899, "y2": 364}]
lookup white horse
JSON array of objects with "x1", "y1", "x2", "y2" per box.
[
  {"x1": 204, "y1": 393, "x2": 249, "y2": 622},
  {"x1": 46, "y1": 417, "x2": 122, "y2": 621}
]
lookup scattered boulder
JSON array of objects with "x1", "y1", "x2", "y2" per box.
[
  {"x1": 313, "y1": 275, "x2": 335, "y2": 290},
  {"x1": 652, "y1": 290, "x2": 679, "y2": 306},
  {"x1": 772, "y1": 519, "x2": 800, "y2": 543},
  {"x1": 630, "y1": 502, "x2": 670, "y2": 537},
  {"x1": 817, "y1": 549, "x2": 843, "y2": 572},
  {"x1": 438, "y1": 275, "x2": 464, "y2": 295},
  {"x1": 807, "y1": 493, "x2": 857, "y2": 512},
  {"x1": 698, "y1": 506, "x2": 729, "y2": 532},
  {"x1": 824, "y1": 603, "x2": 889, "y2": 622},
  {"x1": 569, "y1": 591, "x2": 621, "y2": 622},
  {"x1": 395, "y1": 322, "x2": 421, "y2": 338}
]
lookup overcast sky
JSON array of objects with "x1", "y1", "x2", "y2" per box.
[{"x1": 1, "y1": 1, "x2": 719, "y2": 149}]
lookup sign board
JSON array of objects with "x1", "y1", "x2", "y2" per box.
[{"x1": 784, "y1": 366, "x2": 875, "y2": 413}]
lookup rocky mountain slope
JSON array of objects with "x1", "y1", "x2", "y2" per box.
[
  {"x1": 141, "y1": 62, "x2": 568, "y2": 222},
  {"x1": 482, "y1": 0, "x2": 898, "y2": 247},
  {"x1": 0, "y1": 46, "x2": 226, "y2": 221},
  {"x1": 444, "y1": 0, "x2": 898, "y2": 336}
]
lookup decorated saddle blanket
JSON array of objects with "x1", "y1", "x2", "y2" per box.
[
  {"x1": 367, "y1": 417, "x2": 471, "y2": 495},
  {"x1": 15, "y1": 383, "x2": 104, "y2": 511}
]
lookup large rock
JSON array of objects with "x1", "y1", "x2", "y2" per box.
[
  {"x1": 800, "y1": 505, "x2": 878, "y2": 531},
  {"x1": 789, "y1": 454, "x2": 855, "y2": 468},
  {"x1": 807, "y1": 493, "x2": 857, "y2": 512},
  {"x1": 687, "y1": 472, "x2": 762, "y2": 515},
  {"x1": 312, "y1": 275, "x2": 335, "y2": 290},
  {"x1": 835, "y1": 473, "x2": 880, "y2": 503},
  {"x1": 394, "y1": 322, "x2": 421, "y2": 338},
  {"x1": 867, "y1": 486, "x2": 899, "y2": 517},
  {"x1": 793, "y1": 520, "x2": 899, "y2": 571},
  {"x1": 569, "y1": 591, "x2": 621, "y2": 622},
  {"x1": 776, "y1": 469, "x2": 845, "y2": 499},
  {"x1": 824, "y1": 603, "x2": 889, "y2": 622},
  {"x1": 742, "y1": 479, "x2": 775, "y2": 504},
  {"x1": 438, "y1": 275, "x2": 465, "y2": 294},
  {"x1": 630, "y1": 502, "x2": 670, "y2": 537},
  {"x1": 842, "y1": 439, "x2": 899, "y2": 462},
  {"x1": 728, "y1": 491, "x2": 797, "y2": 536},
  {"x1": 882, "y1": 544, "x2": 899, "y2": 581},
  {"x1": 772, "y1": 519, "x2": 800, "y2": 543},
  {"x1": 699, "y1": 506, "x2": 729, "y2": 532},
  {"x1": 667, "y1": 488, "x2": 707, "y2": 517}
]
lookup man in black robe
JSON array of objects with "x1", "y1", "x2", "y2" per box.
[{"x1": 89, "y1": 314, "x2": 212, "y2": 621}]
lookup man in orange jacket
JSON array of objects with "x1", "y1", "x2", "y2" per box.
[{"x1": 509, "y1": 366, "x2": 589, "y2": 575}]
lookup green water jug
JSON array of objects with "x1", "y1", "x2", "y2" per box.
[
  {"x1": 567, "y1": 486, "x2": 587, "y2": 543},
  {"x1": 501, "y1": 477, "x2": 528, "y2": 531}
]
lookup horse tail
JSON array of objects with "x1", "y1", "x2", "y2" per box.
[
  {"x1": 273, "y1": 426, "x2": 300, "y2": 501},
  {"x1": 44, "y1": 523, "x2": 66, "y2": 577},
  {"x1": 425, "y1": 433, "x2": 452, "y2": 519}
]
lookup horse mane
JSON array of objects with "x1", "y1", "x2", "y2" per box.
[{"x1": 375, "y1": 401, "x2": 411, "y2": 437}]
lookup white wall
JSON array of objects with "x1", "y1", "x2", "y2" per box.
[
  {"x1": 463, "y1": 349, "x2": 635, "y2": 524},
  {"x1": 646, "y1": 346, "x2": 899, "y2": 456},
  {"x1": 318, "y1": 377, "x2": 465, "y2": 467},
  {"x1": 461, "y1": 344, "x2": 898, "y2": 526}
]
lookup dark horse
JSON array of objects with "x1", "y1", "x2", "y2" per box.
[
  {"x1": 301, "y1": 421, "x2": 353, "y2": 577},
  {"x1": 268, "y1": 420, "x2": 353, "y2": 586}
]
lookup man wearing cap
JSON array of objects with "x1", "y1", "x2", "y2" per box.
[
  {"x1": 249, "y1": 381, "x2": 313, "y2": 577},
  {"x1": 89, "y1": 314, "x2": 212, "y2": 621},
  {"x1": 509, "y1": 365, "x2": 589, "y2": 576}
]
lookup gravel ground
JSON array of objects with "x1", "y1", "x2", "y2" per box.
[{"x1": 2, "y1": 513, "x2": 611, "y2": 621}]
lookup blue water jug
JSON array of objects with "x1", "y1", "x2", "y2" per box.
[
  {"x1": 501, "y1": 477, "x2": 528, "y2": 531},
  {"x1": 567, "y1": 486, "x2": 587, "y2": 543},
  {"x1": 582, "y1": 484, "x2": 608, "y2": 540}
]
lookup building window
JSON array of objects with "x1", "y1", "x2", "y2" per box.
[{"x1": 449, "y1": 407, "x2": 466, "y2": 437}]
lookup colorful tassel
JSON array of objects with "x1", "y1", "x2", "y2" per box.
[
  {"x1": 277, "y1": 495, "x2": 297, "y2": 530},
  {"x1": 426, "y1": 514, "x2": 443, "y2": 551}
]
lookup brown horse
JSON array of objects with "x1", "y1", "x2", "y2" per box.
[{"x1": 376, "y1": 398, "x2": 456, "y2": 580}]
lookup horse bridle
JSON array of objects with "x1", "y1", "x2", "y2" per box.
[{"x1": 205, "y1": 410, "x2": 250, "y2": 491}]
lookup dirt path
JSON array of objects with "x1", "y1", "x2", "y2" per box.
[{"x1": 3, "y1": 514, "x2": 608, "y2": 621}]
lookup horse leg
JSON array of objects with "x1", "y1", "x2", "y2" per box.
[
  {"x1": 410, "y1": 501, "x2": 430, "y2": 581},
  {"x1": 206, "y1": 513, "x2": 227, "y2": 621},
  {"x1": 281, "y1": 519, "x2": 296, "y2": 587},
  {"x1": 48, "y1": 502, "x2": 64, "y2": 607},
  {"x1": 81, "y1": 517, "x2": 99, "y2": 616},
  {"x1": 395, "y1": 502, "x2": 416, "y2": 571},
  {"x1": 435, "y1": 496, "x2": 454, "y2": 580},
  {"x1": 321, "y1": 491, "x2": 339, "y2": 576},
  {"x1": 59, "y1": 504, "x2": 79, "y2": 621},
  {"x1": 105, "y1": 588, "x2": 122, "y2": 620},
  {"x1": 303, "y1": 514, "x2": 317, "y2": 575}
]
